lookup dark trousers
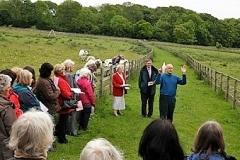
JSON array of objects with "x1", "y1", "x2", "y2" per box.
[
  {"x1": 79, "y1": 106, "x2": 92, "y2": 130},
  {"x1": 159, "y1": 95, "x2": 176, "y2": 122},
  {"x1": 67, "y1": 110, "x2": 78, "y2": 135},
  {"x1": 56, "y1": 114, "x2": 69, "y2": 143},
  {"x1": 141, "y1": 91, "x2": 155, "y2": 117}
]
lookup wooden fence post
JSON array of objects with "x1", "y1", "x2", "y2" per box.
[
  {"x1": 232, "y1": 79, "x2": 237, "y2": 109},
  {"x1": 220, "y1": 73, "x2": 223, "y2": 92},
  {"x1": 214, "y1": 71, "x2": 217, "y2": 91},
  {"x1": 225, "y1": 75, "x2": 230, "y2": 101},
  {"x1": 109, "y1": 65, "x2": 113, "y2": 95},
  {"x1": 100, "y1": 67, "x2": 104, "y2": 96}
]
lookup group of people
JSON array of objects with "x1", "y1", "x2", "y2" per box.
[
  {"x1": 0, "y1": 57, "x2": 100, "y2": 159},
  {"x1": 138, "y1": 59, "x2": 187, "y2": 121},
  {"x1": 0, "y1": 55, "x2": 237, "y2": 160}
]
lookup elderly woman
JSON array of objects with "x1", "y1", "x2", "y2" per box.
[
  {"x1": 53, "y1": 64, "x2": 74, "y2": 144},
  {"x1": 13, "y1": 69, "x2": 40, "y2": 112},
  {"x1": 77, "y1": 68, "x2": 95, "y2": 131},
  {"x1": 8, "y1": 109, "x2": 54, "y2": 160},
  {"x1": 0, "y1": 69, "x2": 23, "y2": 118},
  {"x1": 0, "y1": 74, "x2": 17, "y2": 160},
  {"x1": 112, "y1": 65, "x2": 127, "y2": 116},
  {"x1": 80, "y1": 138, "x2": 123, "y2": 160},
  {"x1": 34, "y1": 63, "x2": 61, "y2": 116},
  {"x1": 62, "y1": 59, "x2": 79, "y2": 137}
]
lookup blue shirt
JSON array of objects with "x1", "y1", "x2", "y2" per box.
[{"x1": 155, "y1": 73, "x2": 186, "y2": 97}]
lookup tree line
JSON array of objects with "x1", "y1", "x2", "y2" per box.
[{"x1": 0, "y1": 0, "x2": 240, "y2": 48}]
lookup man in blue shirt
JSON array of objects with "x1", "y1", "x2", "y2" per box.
[{"x1": 155, "y1": 64, "x2": 187, "y2": 122}]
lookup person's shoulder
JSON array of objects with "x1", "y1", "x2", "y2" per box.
[
  {"x1": 151, "y1": 66, "x2": 158, "y2": 72},
  {"x1": 140, "y1": 66, "x2": 146, "y2": 71},
  {"x1": 188, "y1": 153, "x2": 226, "y2": 160}
]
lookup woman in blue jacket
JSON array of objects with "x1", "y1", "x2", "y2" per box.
[
  {"x1": 13, "y1": 69, "x2": 40, "y2": 112},
  {"x1": 189, "y1": 120, "x2": 236, "y2": 160}
]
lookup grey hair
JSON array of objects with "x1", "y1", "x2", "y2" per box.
[
  {"x1": 80, "y1": 68, "x2": 91, "y2": 78},
  {"x1": 62, "y1": 59, "x2": 75, "y2": 68},
  {"x1": 8, "y1": 109, "x2": 54, "y2": 158},
  {"x1": 80, "y1": 138, "x2": 124, "y2": 160},
  {"x1": 0, "y1": 74, "x2": 12, "y2": 93},
  {"x1": 116, "y1": 64, "x2": 124, "y2": 71}
]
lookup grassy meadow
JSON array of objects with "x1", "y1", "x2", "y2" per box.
[
  {"x1": 0, "y1": 27, "x2": 149, "y2": 71},
  {"x1": 1, "y1": 27, "x2": 240, "y2": 160},
  {"x1": 152, "y1": 43, "x2": 240, "y2": 80}
]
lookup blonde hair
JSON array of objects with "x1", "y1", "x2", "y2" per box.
[
  {"x1": 62, "y1": 59, "x2": 75, "y2": 69},
  {"x1": 53, "y1": 64, "x2": 65, "y2": 75},
  {"x1": 11, "y1": 67, "x2": 23, "y2": 83},
  {"x1": 0, "y1": 74, "x2": 12, "y2": 93},
  {"x1": 18, "y1": 69, "x2": 32, "y2": 86},
  {"x1": 8, "y1": 109, "x2": 54, "y2": 158},
  {"x1": 11, "y1": 67, "x2": 23, "y2": 75},
  {"x1": 80, "y1": 138, "x2": 123, "y2": 160}
]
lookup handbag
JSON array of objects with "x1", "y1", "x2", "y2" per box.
[
  {"x1": 61, "y1": 94, "x2": 78, "y2": 109},
  {"x1": 62, "y1": 99, "x2": 78, "y2": 109}
]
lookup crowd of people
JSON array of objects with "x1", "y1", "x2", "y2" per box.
[{"x1": 0, "y1": 55, "x2": 237, "y2": 160}]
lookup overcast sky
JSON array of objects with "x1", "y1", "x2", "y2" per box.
[{"x1": 47, "y1": 0, "x2": 240, "y2": 19}]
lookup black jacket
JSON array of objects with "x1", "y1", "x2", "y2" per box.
[{"x1": 138, "y1": 65, "x2": 158, "y2": 95}]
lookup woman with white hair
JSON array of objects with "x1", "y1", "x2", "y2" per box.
[
  {"x1": 80, "y1": 138, "x2": 123, "y2": 160},
  {"x1": 8, "y1": 109, "x2": 54, "y2": 160},
  {"x1": 13, "y1": 69, "x2": 40, "y2": 112},
  {"x1": 0, "y1": 74, "x2": 17, "y2": 159},
  {"x1": 77, "y1": 68, "x2": 95, "y2": 131},
  {"x1": 112, "y1": 65, "x2": 127, "y2": 116}
]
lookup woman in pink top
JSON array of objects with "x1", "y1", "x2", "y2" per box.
[{"x1": 77, "y1": 68, "x2": 95, "y2": 131}]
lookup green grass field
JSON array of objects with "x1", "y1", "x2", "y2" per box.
[{"x1": 1, "y1": 27, "x2": 240, "y2": 160}]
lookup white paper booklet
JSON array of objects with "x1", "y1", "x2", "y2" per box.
[
  {"x1": 53, "y1": 76, "x2": 59, "y2": 87},
  {"x1": 39, "y1": 101, "x2": 48, "y2": 112},
  {"x1": 122, "y1": 84, "x2": 131, "y2": 87},
  {"x1": 162, "y1": 62, "x2": 166, "y2": 73},
  {"x1": 71, "y1": 88, "x2": 84, "y2": 94}
]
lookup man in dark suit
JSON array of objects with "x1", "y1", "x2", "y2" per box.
[{"x1": 138, "y1": 59, "x2": 158, "y2": 118}]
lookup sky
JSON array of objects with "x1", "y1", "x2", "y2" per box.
[{"x1": 46, "y1": 0, "x2": 240, "y2": 19}]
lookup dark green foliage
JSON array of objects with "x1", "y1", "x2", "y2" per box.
[
  {"x1": 0, "y1": 9, "x2": 12, "y2": 26},
  {"x1": 0, "y1": 1, "x2": 240, "y2": 47}
]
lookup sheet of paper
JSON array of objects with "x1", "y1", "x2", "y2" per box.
[
  {"x1": 122, "y1": 84, "x2": 131, "y2": 87},
  {"x1": 71, "y1": 88, "x2": 84, "y2": 94},
  {"x1": 39, "y1": 101, "x2": 48, "y2": 112},
  {"x1": 76, "y1": 100, "x2": 83, "y2": 111},
  {"x1": 53, "y1": 77, "x2": 59, "y2": 87},
  {"x1": 148, "y1": 81, "x2": 154, "y2": 86},
  {"x1": 125, "y1": 86, "x2": 130, "y2": 90}
]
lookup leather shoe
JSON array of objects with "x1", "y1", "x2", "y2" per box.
[
  {"x1": 70, "y1": 133, "x2": 79, "y2": 137},
  {"x1": 117, "y1": 111, "x2": 123, "y2": 115}
]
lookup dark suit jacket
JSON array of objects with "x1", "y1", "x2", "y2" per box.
[{"x1": 138, "y1": 65, "x2": 158, "y2": 95}]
